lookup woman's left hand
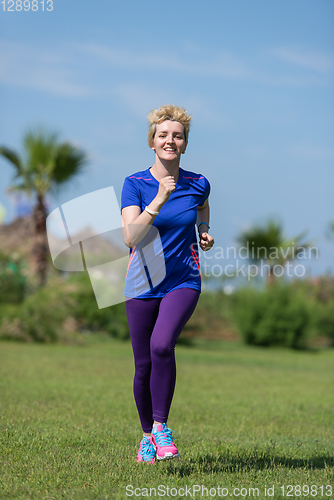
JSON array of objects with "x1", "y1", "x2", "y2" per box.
[{"x1": 199, "y1": 232, "x2": 214, "y2": 251}]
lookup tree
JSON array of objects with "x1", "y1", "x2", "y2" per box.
[
  {"x1": 236, "y1": 218, "x2": 317, "y2": 285},
  {"x1": 0, "y1": 127, "x2": 89, "y2": 286},
  {"x1": 325, "y1": 220, "x2": 334, "y2": 242}
]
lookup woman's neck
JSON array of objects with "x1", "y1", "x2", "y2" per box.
[{"x1": 150, "y1": 156, "x2": 180, "y2": 182}]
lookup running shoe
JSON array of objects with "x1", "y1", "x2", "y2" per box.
[
  {"x1": 136, "y1": 435, "x2": 156, "y2": 464},
  {"x1": 152, "y1": 423, "x2": 179, "y2": 460}
]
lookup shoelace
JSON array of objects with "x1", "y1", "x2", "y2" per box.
[
  {"x1": 154, "y1": 424, "x2": 175, "y2": 446},
  {"x1": 140, "y1": 438, "x2": 155, "y2": 459}
]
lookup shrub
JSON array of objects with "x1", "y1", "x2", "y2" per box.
[
  {"x1": 67, "y1": 272, "x2": 129, "y2": 340},
  {"x1": 307, "y1": 300, "x2": 334, "y2": 346},
  {"x1": 232, "y1": 282, "x2": 310, "y2": 348},
  {"x1": 289, "y1": 276, "x2": 334, "y2": 346},
  {"x1": 0, "y1": 278, "x2": 80, "y2": 343},
  {"x1": 183, "y1": 290, "x2": 239, "y2": 341},
  {"x1": 0, "y1": 252, "x2": 27, "y2": 303},
  {"x1": 0, "y1": 273, "x2": 130, "y2": 343}
]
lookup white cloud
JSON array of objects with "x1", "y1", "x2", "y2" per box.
[
  {"x1": 76, "y1": 41, "x2": 333, "y2": 86},
  {"x1": 0, "y1": 39, "x2": 332, "y2": 100},
  {"x1": 76, "y1": 41, "x2": 251, "y2": 80},
  {"x1": 270, "y1": 47, "x2": 334, "y2": 73},
  {"x1": 0, "y1": 40, "x2": 92, "y2": 97}
]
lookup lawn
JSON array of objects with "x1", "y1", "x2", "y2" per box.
[{"x1": 0, "y1": 338, "x2": 333, "y2": 499}]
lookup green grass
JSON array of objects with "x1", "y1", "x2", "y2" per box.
[{"x1": 0, "y1": 339, "x2": 333, "y2": 499}]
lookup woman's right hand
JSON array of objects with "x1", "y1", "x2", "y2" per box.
[{"x1": 156, "y1": 176, "x2": 176, "y2": 204}]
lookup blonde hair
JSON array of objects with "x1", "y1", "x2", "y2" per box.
[{"x1": 147, "y1": 104, "x2": 192, "y2": 146}]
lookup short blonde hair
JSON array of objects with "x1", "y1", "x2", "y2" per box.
[{"x1": 147, "y1": 104, "x2": 192, "y2": 147}]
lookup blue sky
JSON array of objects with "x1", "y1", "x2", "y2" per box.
[{"x1": 0, "y1": 0, "x2": 333, "y2": 280}]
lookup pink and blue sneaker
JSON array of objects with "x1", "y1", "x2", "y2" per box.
[
  {"x1": 136, "y1": 435, "x2": 156, "y2": 464},
  {"x1": 152, "y1": 423, "x2": 179, "y2": 460}
]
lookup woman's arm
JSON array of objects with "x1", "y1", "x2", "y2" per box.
[
  {"x1": 122, "y1": 202, "x2": 162, "y2": 249},
  {"x1": 121, "y1": 176, "x2": 176, "y2": 248},
  {"x1": 197, "y1": 199, "x2": 214, "y2": 251}
]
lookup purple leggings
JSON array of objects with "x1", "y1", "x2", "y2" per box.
[{"x1": 125, "y1": 288, "x2": 200, "y2": 433}]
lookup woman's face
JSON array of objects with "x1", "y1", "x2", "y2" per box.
[{"x1": 151, "y1": 120, "x2": 187, "y2": 161}]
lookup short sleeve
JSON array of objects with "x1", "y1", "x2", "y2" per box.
[
  {"x1": 121, "y1": 177, "x2": 142, "y2": 211},
  {"x1": 199, "y1": 177, "x2": 211, "y2": 207}
]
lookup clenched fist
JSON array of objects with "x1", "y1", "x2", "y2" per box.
[
  {"x1": 157, "y1": 175, "x2": 176, "y2": 204},
  {"x1": 199, "y1": 232, "x2": 215, "y2": 251}
]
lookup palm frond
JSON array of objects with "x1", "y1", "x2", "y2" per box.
[
  {"x1": 0, "y1": 146, "x2": 23, "y2": 174},
  {"x1": 281, "y1": 228, "x2": 318, "y2": 260},
  {"x1": 290, "y1": 229, "x2": 309, "y2": 245},
  {"x1": 23, "y1": 127, "x2": 59, "y2": 173},
  {"x1": 51, "y1": 142, "x2": 89, "y2": 191},
  {"x1": 236, "y1": 218, "x2": 284, "y2": 261},
  {"x1": 6, "y1": 183, "x2": 32, "y2": 196}
]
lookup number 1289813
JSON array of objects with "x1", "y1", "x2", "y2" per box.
[{"x1": 1, "y1": 0, "x2": 53, "y2": 11}]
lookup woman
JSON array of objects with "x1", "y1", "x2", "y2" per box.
[{"x1": 121, "y1": 104, "x2": 214, "y2": 463}]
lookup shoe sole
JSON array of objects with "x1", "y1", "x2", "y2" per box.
[{"x1": 156, "y1": 452, "x2": 179, "y2": 460}]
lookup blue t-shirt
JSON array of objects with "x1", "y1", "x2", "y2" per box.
[{"x1": 121, "y1": 166, "x2": 210, "y2": 298}]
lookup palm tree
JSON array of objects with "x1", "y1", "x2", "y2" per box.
[
  {"x1": 236, "y1": 218, "x2": 317, "y2": 285},
  {"x1": 0, "y1": 126, "x2": 89, "y2": 286}
]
